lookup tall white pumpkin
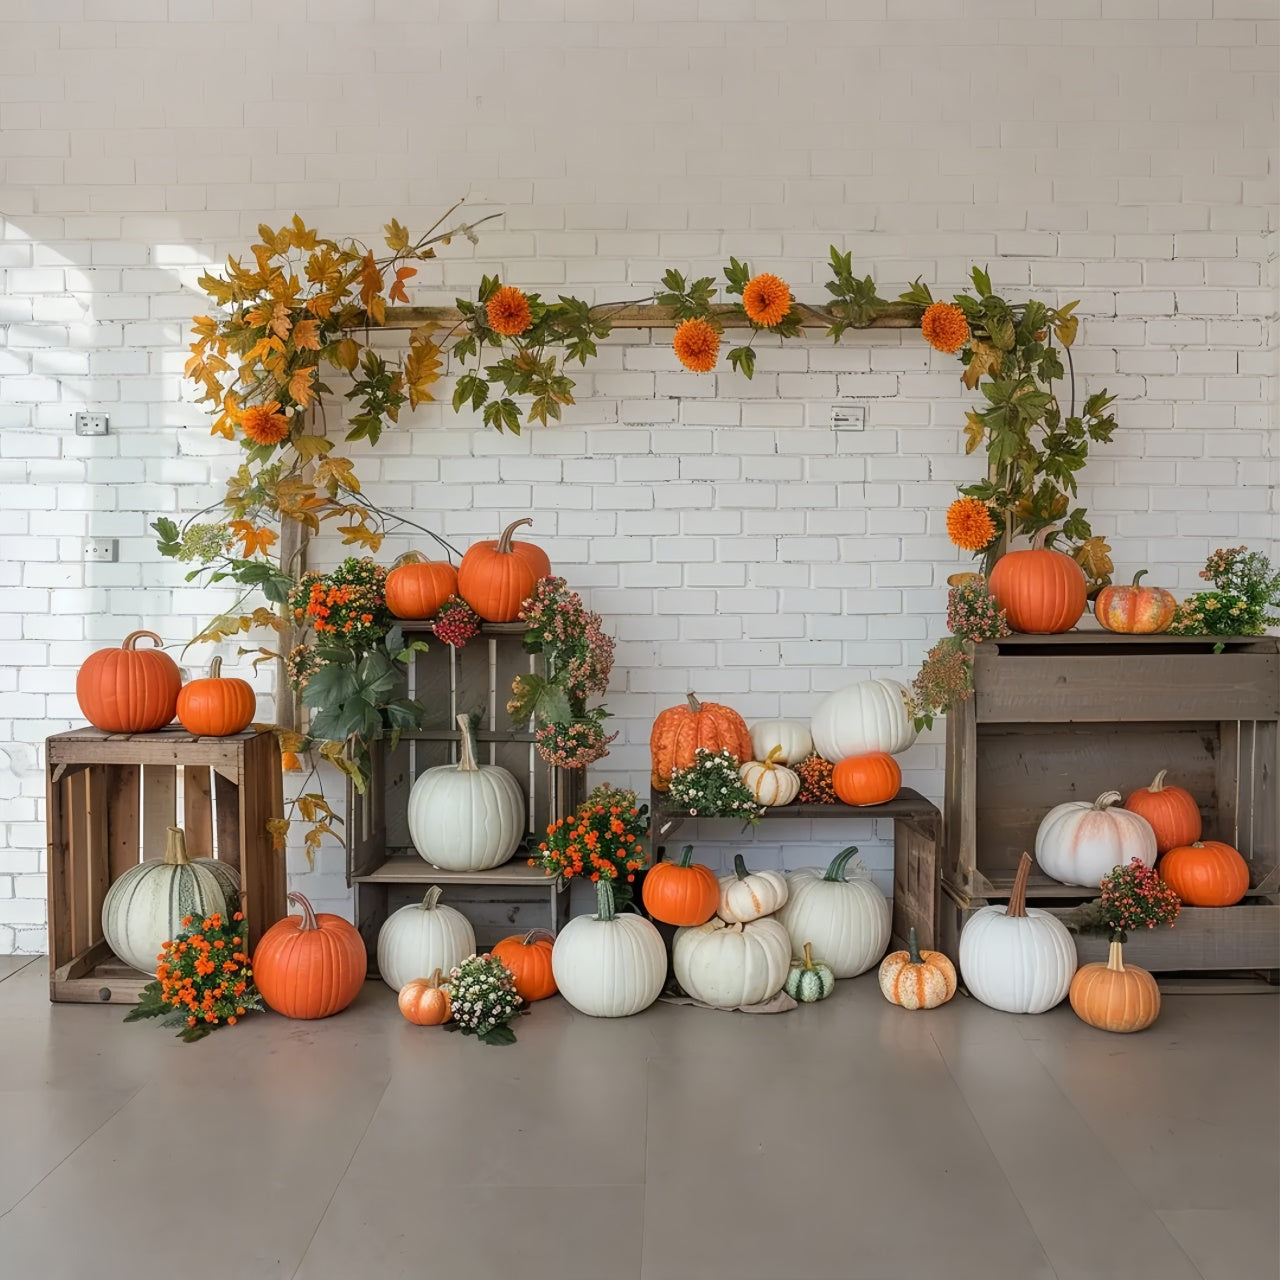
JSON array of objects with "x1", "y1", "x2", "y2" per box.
[
  {"x1": 777, "y1": 847, "x2": 891, "y2": 979},
  {"x1": 748, "y1": 719, "x2": 814, "y2": 766},
  {"x1": 960, "y1": 852, "x2": 1077, "y2": 1013},
  {"x1": 376, "y1": 885, "x2": 476, "y2": 992},
  {"x1": 673, "y1": 915, "x2": 792, "y2": 1008},
  {"x1": 552, "y1": 880, "x2": 667, "y2": 1018},
  {"x1": 102, "y1": 827, "x2": 230, "y2": 974},
  {"x1": 407, "y1": 714, "x2": 525, "y2": 871},
  {"x1": 1035, "y1": 791, "x2": 1157, "y2": 888},
  {"x1": 810, "y1": 679, "x2": 917, "y2": 762}
]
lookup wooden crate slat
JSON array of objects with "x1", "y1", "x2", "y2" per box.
[
  {"x1": 140, "y1": 763, "x2": 176, "y2": 859},
  {"x1": 183, "y1": 765, "x2": 214, "y2": 858},
  {"x1": 239, "y1": 729, "x2": 285, "y2": 951},
  {"x1": 67, "y1": 768, "x2": 91, "y2": 962},
  {"x1": 892, "y1": 811, "x2": 942, "y2": 950},
  {"x1": 106, "y1": 764, "x2": 141, "y2": 882},
  {"x1": 213, "y1": 770, "x2": 241, "y2": 869},
  {"x1": 383, "y1": 736, "x2": 414, "y2": 853}
]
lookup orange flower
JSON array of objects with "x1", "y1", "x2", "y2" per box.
[
  {"x1": 239, "y1": 400, "x2": 291, "y2": 446},
  {"x1": 672, "y1": 317, "x2": 720, "y2": 372},
  {"x1": 281, "y1": 751, "x2": 302, "y2": 772},
  {"x1": 486, "y1": 285, "x2": 533, "y2": 336},
  {"x1": 946, "y1": 498, "x2": 997, "y2": 552},
  {"x1": 742, "y1": 273, "x2": 792, "y2": 328},
  {"x1": 921, "y1": 302, "x2": 969, "y2": 354}
]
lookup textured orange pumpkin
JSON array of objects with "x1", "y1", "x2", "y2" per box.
[
  {"x1": 650, "y1": 692, "x2": 753, "y2": 792},
  {"x1": 76, "y1": 630, "x2": 182, "y2": 733},
  {"x1": 1159, "y1": 840, "x2": 1250, "y2": 907},
  {"x1": 832, "y1": 752, "x2": 902, "y2": 807},
  {"x1": 385, "y1": 552, "x2": 459, "y2": 620},
  {"x1": 175, "y1": 656, "x2": 255, "y2": 737},
  {"x1": 397, "y1": 968, "x2": 453, "y2": 1025},
  {"x1": 456, "y1": 518, "x2": 551, "y2": 622},
  {"x1": 878, "y1": 927, "x2": 957, "y2": 1010},
  {"x1": 1123, "y1": 769, "x2": 1201, "y2": 854},
  {"x1": 253, "y1": 891, "x2": 366, "y2": 1019},
  {"x1": 988, "y1": 528, "x2": 1087, "y2": 634},
  {"x1": 1069, "y1": 940, "x2": 1161, "y2": 1033},
  {"x1": 1094, "y1": 570, "x2": 1176, "y2": 635},
  {"x1": 491, "y1": 929, "x2": 558, "y2": 1002},
  {"x1": 642, "y1": 844, "x2": 720, "y2": 927}
]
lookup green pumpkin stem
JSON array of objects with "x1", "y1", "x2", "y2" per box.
[
  {"x1": 595, "y1": 878, "x2": 616, "y2": 922},
  {"x1": 163, "y1": 826, "x2": 190, "y2": 866},
  {"x1": 823, "y1": 846, "x2": 860, "y2": 882},
  {"x1": 907, "y1": 927, "x2": 923, "y2": 966},
  {"x1": 733, "y1": 853, "x2": 751, "y2": 881},
  {"x1": 1132, "y1": 569, "x2": 1148, "y2": 587},
  {"x1": 420, "y1": 885, "x2": 444, "y2": 911},
  {"x1": 677, "y1": 844, "x2": 696, "y2": 868}
]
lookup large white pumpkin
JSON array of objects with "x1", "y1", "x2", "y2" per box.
[
  {"x1": 376, "y1": 885, "x2": 476, "y2": 993},
  {"x1": 673, "y1": 915, "x2": 792, "y2": 1008},
  {"x1": 407, "y1": 714, "x2": 525, "y2": 871},
  {"x1": 748, "y1": 719, "x2": 813, "y2": 766},
  {"x1": 739, "y1": 748, "x2": 801, "y2": 807},
  {"x1": 1035, "y1": 791, "x2": 1157, "y2": 888},
  {"x1": 810, "y1": 678, "x2": 917, "y2": 761},
  {"x1": 551, "y1": 881, "x2": 667, "y2": 1018},
  {"x1": 717, "y1": 854, "x2": 789, "y2": 924},
  {"x1": 960, "y1": 852, "x2": 1077, "y2": 1013},
  {"x1": 102, "y1": 827, "x2": 230, "y2": 974},
  {"x1": 777, "y1": 847, "x2": 891, "y2": 978}
]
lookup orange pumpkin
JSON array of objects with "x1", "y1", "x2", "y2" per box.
[
  {"x1": 492, "y1": 929, "x2": 558, "y2": 1002},
  {"x1": 253, "y1": 891, "x2": 366, "y2": 1019},
  {"x1": 642, "y1": 844, "x2": 720, "y2": 927},
  {"x1": 1123, "y1": 769, "x2": 1201, "y2": 854},
  {"x1": 1159, "y1": 840, "x2": 1250, "y2": 907},
  {"x1": 1094, "y1": 570, "x2": 1176, "y2": 635},
  {"x1": 832, "y1": 752, "x2": 902, "y2": 807},
  {"x1": 988, "y1": 528, "x2": 1087, "y2": 634},
  {"x1": 1069, "y1": 940, "x2": 1161, "y2": 1033},
  {"x1": 878, "y1": 928, "x2": 957, "y2": 1010},
  {"x1": 175, "y1": 656, "x2": 256, "y2": 737},
  {"x1": 76, "y1": 630, "x2": 182, "y2": 733},
  {"x1": 397, "y1": 968, "x2": 453, "y2": 1025},
  {"x1": 456, "y1": 518, "x2": 551, "y2": 622},
  {"x1": 650, "y1": 692, "x2": 753, "y2": 792},
  {"x1": 385, "y1": 551, "x2": 459, "y2": 620}
]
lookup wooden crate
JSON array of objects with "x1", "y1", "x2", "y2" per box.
[{"x1": 46, "y1": 726, "x2": 286, "y2": 1004}]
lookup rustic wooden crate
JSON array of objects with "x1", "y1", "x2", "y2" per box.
[{"x1": 46, "y1": 726, "x2": 286, "y2": 1004}]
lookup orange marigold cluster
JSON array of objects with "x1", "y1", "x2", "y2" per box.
[
  {"x1": 530, "y1": 786, "x2": 649, "y2": 885},
  {"x1": 921, "y1": 302, "x2": 970, "y2": 354},
  {"x1": 672, "y1": 317, "x2": 720, "y2": 372},
  {"x1": 946, "y1": 497, "x2": 998, "y2": 552},
  {"x1": 486, "y1": 285, "x2": 533, "y2": 337},
  {"x1": 239, "y1": 401, "x2": 290, "y2": 446},
  {"x1": 742, "y1": 272, "x2": 792, "y2": 328},
  {"x1": 154, "y1": 911, "x2": 254, "y2": 1030}
]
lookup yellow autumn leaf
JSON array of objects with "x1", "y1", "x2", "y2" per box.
[
  {"x1": 963, "y1": 412, "x2": 985, "y2": 455},
  {"x1": 288, "y1": 365, "x2": 317, "y2": 408},
  {"x1": 962, "y1": 341, "x2": 1002, "y2": 390},
  {"x1": 292, "y1": 317, "x2": 321, "y2": 351},
  {"x1": 249, "y1": 607, "x2": 286, "y2": 633},
  {"x1": 388, "y1": 265, "x2": 417, "y2": 304},
  {"x1": 384, "y1": 218, "x2": 409, "y2": 252},
  {"x1": 1073, "y1": 536, "x2": 1114, "y2": 584},
  {"x1": 278, "y1": 730, "x2": 306, "y2": 754},
  {"x1": 367, "y1": 294, "x2": 387, "y2": 326},
  {"x1": 290, "y1": 214, "x2": 319, "y2": 252},
  {"x1": 336, "y1": 523, "x2": 382, "y2": 552},
  {"x1": 1054, "y1": 302, "x2": 1079, "y2": 349},
  {"x1": 228, "y1": 520, "x2": 278, "y2": 559},
  {"x1": 292, "y1": 434, "x2": 333, "y2": 461},
  {"x1": 191, "y1": 614, "x2": 254, "y2": 646},
  {"x1": 265, "y1": 817, "x2": 290, "y2": 852},
  {"x1": 191, "y1": 315, "x2": 220, "y2": 342},
  {"x1": 315, "y1": 455, "x2": 359, "y2": 496},
  {"x1": 269, "y1": 300, "x2": 292, "y2": 340},
  {"x1": 335, "y1": 337, "x2": 360, "y2": 372}
]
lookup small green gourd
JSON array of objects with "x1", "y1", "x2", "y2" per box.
[{"x1": 784, "y1": 941, "x2": 835, "y2": 1003}]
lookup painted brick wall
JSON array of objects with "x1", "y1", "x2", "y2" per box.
[{"x1": 0, "y1": 1, "x2": 1276, "y2": 951}]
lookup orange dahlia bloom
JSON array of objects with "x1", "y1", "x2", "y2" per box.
[
  {"x1": 742, "y1": 273, "x2": 792, "y2": 328},
  {"x1": 240, "y1": 401, "x2": 290, "y2": 446},
  {"x1": 672, "y1": 317, "x2": 720, "y2": 372},
  {"x1": 946, "y1": 498, "x2": 997, "y2": 552},
  {"x1": 486, "y1": 285, "x2": 533, "y2": 337},
  {"x1": 921, "y1": 302, "x2": 969, "y2": 354}
]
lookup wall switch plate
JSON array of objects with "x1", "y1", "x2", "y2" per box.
[
  {"x1": 83, "y1": 538, "x2": 119, "y2": 563},
  {"x1": 830, "y1": 402, "x2": 866, "y2": 430},
  {"x1": 74, "y1": 412, "x2": 109, "y2": 436}
]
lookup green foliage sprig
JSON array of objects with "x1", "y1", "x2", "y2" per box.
[{"x1": 1169, "y1": 546, "x2": 1280, "y2": 637}]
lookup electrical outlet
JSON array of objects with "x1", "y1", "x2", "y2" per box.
[
  {"x1": 83, "y1": 538, "x2": 119, "y2": 563},
  {"x1": 830, "y1": 402, "x2": 866, "y2": 431},
  {"x1": 74, "y1": 412, "x2": 109, "y2": 436}
]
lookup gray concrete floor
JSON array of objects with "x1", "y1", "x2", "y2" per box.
[{"x1": 0, "y1": 956, "x2": 1275, "y2": 1280}]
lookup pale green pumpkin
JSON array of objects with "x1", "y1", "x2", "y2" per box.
[{"x1": 784, "y1": 941, "x2": 835, "y2": 1003}]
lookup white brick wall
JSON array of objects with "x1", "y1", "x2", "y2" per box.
[{"x1": 0, "y1": 4, "x2": 1276, "y2": 951}]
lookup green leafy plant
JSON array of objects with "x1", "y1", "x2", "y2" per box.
[{"x1": 1169, "y1": 546, "x2": 1280, "y2": 637}]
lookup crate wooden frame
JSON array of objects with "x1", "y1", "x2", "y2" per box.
[{"x1": 46, "y1": 726, "x2": 286, "y2": 1004}]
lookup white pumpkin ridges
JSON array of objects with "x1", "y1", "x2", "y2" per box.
[
  {"x1": 376, "y1": 887, "x2": 476, "y2": 992},
  {"x1": 103, "y1": 861, "x2": 228, "y2": 974},
  {"x1": 810, "y1": 678, "x2": 917, "y2": 763},
  {"x1": 673, "y1": 916, "x2": 791, "y2": 1008},
  {"x1": 1035, "y1": 792, "x2": 1157, "y2": 888}
]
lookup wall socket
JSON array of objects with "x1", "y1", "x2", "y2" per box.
[
  {"x1": 830, "y1": 402, "x2": 867, "y2": 430},
  {"x1": 83, "y1": 538, "x2": 119, "y2": 563},
  {"x1": 74, "y1": 412, "x2": 109, "y2": 436}
]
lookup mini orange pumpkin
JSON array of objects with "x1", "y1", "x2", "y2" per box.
[
  {"x1": 397, "y1": 968, "x2": 453, "y2": 1025},
  {"x1": 832, "y1": 752, "x2": 902, "y2": 807},
  {"x1": 1069, "y1": 940, "x2": 1160, "y2": 1033},
  {"x1": 76, "y1": 630, "x2": 182, "y2": 733},
  {"x1": 456, "y1": 518, "x2": 551, "y2": 622},
  {"x1": 491, "y1": 929, "x2": 557, "y2": 1002},
  {"x1": 175, "y1": 656, "x2": 256, "y2": 737},
  {"x1": 1123, "y1": 769, "x2": 1201, "y2": 854},
  {"x1": 253, "y1": 891, "x2": 366, "y2": 1019},
  {"x1": 650, "y1": 692, "x2": 753, "y2": 792},
  {"x1": 385, "y1": 551, "x2": 459, "y2": 620},
  {"x1": 988, "y1": 527, "x2": 1087, "y2": 634},
  {"x1": 1159, "y1": 840, "x2": 1249, "y2": 907},
  {"x1": 1094, "y1": 570, "x2": 1176, "y2": 635},
  {"x1": 878, "y1": 928, "x2": 957, "y2": 1010},
  {"x1": 642, "y1": 844, "x2": 720, "y2": 927}
]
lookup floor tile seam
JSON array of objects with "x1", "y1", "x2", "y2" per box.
[{"x1": 0, "y1": 958, "x2": 38, "y2": 984}]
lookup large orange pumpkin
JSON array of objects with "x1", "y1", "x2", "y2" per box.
[
  {"x1": 1069, "y1": 940, "x2": 1161, "y2": 1033},
  {"x1": 76, "y1": 630, "x2": 182, "y2": 733},
  {"x1": 988, "y1": 528, "x2": 1087, "y2": 634},
  {"x1": 1123, "y1": 769, "x2": 1201, "y2": 854},
  {"x1": 832, "y1": 752, "x2": 902, "y2": 807},
  {"x1": 385, "y1": 551, "x2": 458, "y2": 620},
  {"x1": 642, "y1": 844, "x2": 720, "y2": 927},
  {"x1": 397, "y1": 968, "x2": 453, "y2": 1025},
  {"x1": 1159, "y1": 840, "x2": 1250, "y2": 907},
  {"x1": 491, "y1": 929, "x2": 557, "y2": 1002},
  {"x1": 456, "y1": 518, "x2": 551, "y2": 622},
  {"x1": 1094, "y1": 570, "x2": 1176, "y2": 635},
  {"x1": 175, "y1": 656, "x2": 256, "y2": 737},
  {"x1": 650, "y1": 692, "x2": 753, "y2": 792},
  {"x1": 253, "y1": 891, "x2": 366, "y2": 1019}
]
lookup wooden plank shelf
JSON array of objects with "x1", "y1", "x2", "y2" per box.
[{"x1": 354, "y1": 854, "x2": 549, "y2": 886}]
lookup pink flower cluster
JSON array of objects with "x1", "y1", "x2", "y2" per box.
[
  {"x1": 946, "y1": 577, "x2": 1011, "y2": 643},
  {"x1": 1099, "y1": 858, "x2": 1181, "y2": 942},
  {"x1": 534, "y1": 718, "x2": 618, "y2": 768},
  {"x1": 434, "y1": 595, "x2": 482, "y2": 648}
]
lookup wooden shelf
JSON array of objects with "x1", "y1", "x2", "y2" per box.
[
  {"x1": 353, "y1": 854, "x2": 549, "y2": 886},
  {"x1": 651, "y1": 787, "x2": 936, "y2": 837}
]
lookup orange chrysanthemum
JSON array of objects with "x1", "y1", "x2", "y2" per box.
[
  {"x1": 281, "y1": 751, "x2": 302, "y2": 772},
  {"x1": 921, "y1": 302, "x2": 969, "y2": 354},
  {"x1": 239, "y1": 401, "x2": 290, "y2": 446},
  {"x1": 742, "y1": 272, "x2": 792, "y2": 328},
  {"x1": 672, "y1": 317, "x2": 720, "y2": 372},
  {"x1": 946, "y1": 497, "x2": 997, "y2": 552},
  {"x1": 486, "y1": 285, "x2": 533, "y2": 337}
]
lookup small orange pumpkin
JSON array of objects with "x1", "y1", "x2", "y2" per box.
[
  {"x1": 385, "y1": 551, "x2": 459, "y2": 620},
  {"x1": 456, "y1": 518, "x2": 551, "y2": 622},
  {"x1": 397, "y1": 968, "x2": 453, "y2": 1025},
  {"x1": 988, "y1": 527, "x2": 1087, "y2": 634},
  {"x1": 1094, "y1": 570, "x2": 1176, "y2": 635},
  {"x1": 76, "y1": 630, "x2": 182, "y2": 733},
  {"x1": 878, "y1": 927, "x2": 957, "y2": 1010},
  {"x1": 1069, "y1": 940, "x2": 1161, "y2": 1033},
  {"x1": 642, "y1": 844, "x2": 720, "y2": 927},
  {"x1": 650, "y1": 692, "x2": 753, "y2": 792},
  {"x1": 491, "y1": 929, "x2": 558, "y2": 1002},
  {"x1": 175, "y1": 656, "x2": 256, "y2": 737},
  {"x1": 1159, "y1": 840, "x2": 1250, "y2": 907},
  {"x1": 253, "y1": 891, "x2": 366, "y2": 1020},
  {"x1": 832, "y1": 752, "x2": 901, "y2": 807},
  {"x1": 1123, "y1": 770, "x2": 1201, "y2": 854}
]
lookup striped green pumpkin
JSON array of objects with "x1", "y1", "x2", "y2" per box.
[
  {"x1": 102, "y1": 827, "x2": 230, "y2": 974},
  {"x1": 784, "y1": 942, "x2": 835, "y2": 1003},
  {"x1": 193, "y1": 858, "x2": 241, "y2": 914}
]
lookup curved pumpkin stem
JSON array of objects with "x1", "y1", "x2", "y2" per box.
[
  {"x1": 420, "y1": 885, "x2": 444, "y2": 911},
  {"x1": 287, "y1": 890, "x2": 320, "y2": 931},
  {"x1": 823, "y1": 846, "x2": 860, "y2": 882},
  {"x1": 1147, "y1": 770, "x2": 1168, "y2": 793},
  {"x1": 733, "y1": 853, "x2": 751, "y2": 881},
  {"x1": 1030, "y1": 524, "x2": 1059, "y2": 552},
  {"x1": 1093, "y1": 791, "x2": 1123, "y2": 810},
  {"x1": 456, "y1": 714, "x2": 479, "y2": 773},
  {"x1": 907, "y1": 926, "x2": 923, "y2": 966},
  {"x1": 1132, "y1": 570, "x2": 1148, "y2": 587},
  {"x1": 519, "y1": 928, "x2": 556, "y2": 946},
  {"x1": 208, "y1": 656, "x2": 224, "y2": 679},
  {"x1": 496, "y1": 517, "x2": 533, "y2": 555},
  {"x1": 801, "y1": 941, "x2": 814, "y2": 970},
  {"x1": 163, "y1": 826, "x2": 190, "y2": 866},
  {"x1": 595, "y1": 878, "x2": 616, "y2": 922},
  {"x1": 428, "y1": 967, "x2": 444, "y2": 988},
  {"x1": 676, "y1": 844, "x2": 696, "y2": 868},
  {"x1": 1106, "y1": 940, "x2": 1125, "y2": 973},
  {"x1": 686, "y1": 692, "x2": 702, "y2": 714},
  {"x1": 122, "y1": 629, "x2": 164, "y2": 651},
  {"x1": 763, "y1": 745, "x2": 784, "y2": 768},
  {"x1": 393, "y1": 550, "x2": 430, "y2": 567},
  {"x1": 1007, "y1": 852, "x2": 1033, "y2": 919}
]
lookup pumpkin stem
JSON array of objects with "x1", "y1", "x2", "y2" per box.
[
  {"x1": 1106, "y1": 939, "x2": 1126, "y2": 973},
  {"x1": 1007, "y1": 852, "x2": 1032, "y2": 918},
  {"x1": 763, "y1": 745, "x2": 784, "y2": 767},
  {"x1": 393, "y1": 550, "x2": 429, "y2": 567},
  {"x1": 802, "y1": 941, "x2": 814, "y2": 970},
  {"x1": 122, "y1": 629, "x2": 164, "y2": 651},
  {"x1": 595, "y1": 878, "x2": 616, "y2": 922},
  {"x1": 1132, "y1": 569, "x2": 1148, "y2": 587},
  {"x1": 686, "y1": 691, "x2": 702, "y2": 714},
  {"x1": 208, "y1": 656, "x2": 223, "y2": 679},
  {"x1": 677, "y1": 844, "x2": 696, "y2": 868},
  {"x1": 1030, "y1": 524, "x2": 1059, "y2": 552},
  {"x1": 907, "y1": 926, "x2": 923, "y2": 965},
  {"x1": 1148, "y1": 770, "x2": 1168, "y2": 793},
  {"x1": 428, "y1": 967, "x2": 444, "y2": 988},
  {"x1": 520, "y1": 928, "x2": 556, "y2": 945},
  {"x1": 823, "y1": 846, "x2": 860, "y2": 882},
  {"x1": 287, "y1": 891, "x2": 320, "y2": 931},
  {"x1": 733, "y1": 853, "x2": 751, "y2": 881},
  {"x1": 456, "y1": 714, "x2": 479, "y2": 773},
  {"x1": 1093, "y1": 791, "x2": 1123, "y2": 810},
  {"x1": 163, "y1": 826, "x2": 190, "y2": 866},
  {"x1": 420, "y1": 885, "x2": 444, "y2": 911},
  {"x1": 496, "y1": 517, "x2": 533, "y2": 555}
]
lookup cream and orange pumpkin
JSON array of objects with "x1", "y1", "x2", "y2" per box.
[
  {"x1": 397, "y1": 968, "x2": 453, "y2": 1026},
  {"x1": 1094, "y1": 570, "x2": 1176, "y2": 635},
  {"x1": 878, "y1": 928, "x2": 957, "y2": 1010}
]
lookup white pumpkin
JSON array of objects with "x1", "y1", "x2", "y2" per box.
[
  {"x1": 551, "y1": 880, "x2": 667, "y2": 1018},
  {"x1": 376, "y1": 885, "x2": 476, "y2": 993},
  {"x1": 407, "y1": 714, "x2": 525, "y2": 871},
  {"x1": 810, "y1": 678, "x2": 917, "y2": 762},
  {"x1": 960, "y1": 852, "x2": 1077, "y2": 1013},
  {"x1": 673, "y1": 915, "x2": 792, "y2": 1008},
  {"x1": 102, "y1": 826, "x2": 230, "y2": 974},
  {"x1": 193, "y1": 857, "x2": 241, "y2": 913},
  {"x1": 738, "y1": 747, "x2": 801, "y2": 807},
  {"x1": 777, "y1": 846, "x2": 891, "y2": 979},
  {"x1": 748, "y1": 719, "x2": 813, "y2": 766},
  {"x1": 717, "y1": 853, "x2": 789, "y2": 924},
  {"x1": 1035, "y1": 791, "x2": 1157, "y2": 888}
]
